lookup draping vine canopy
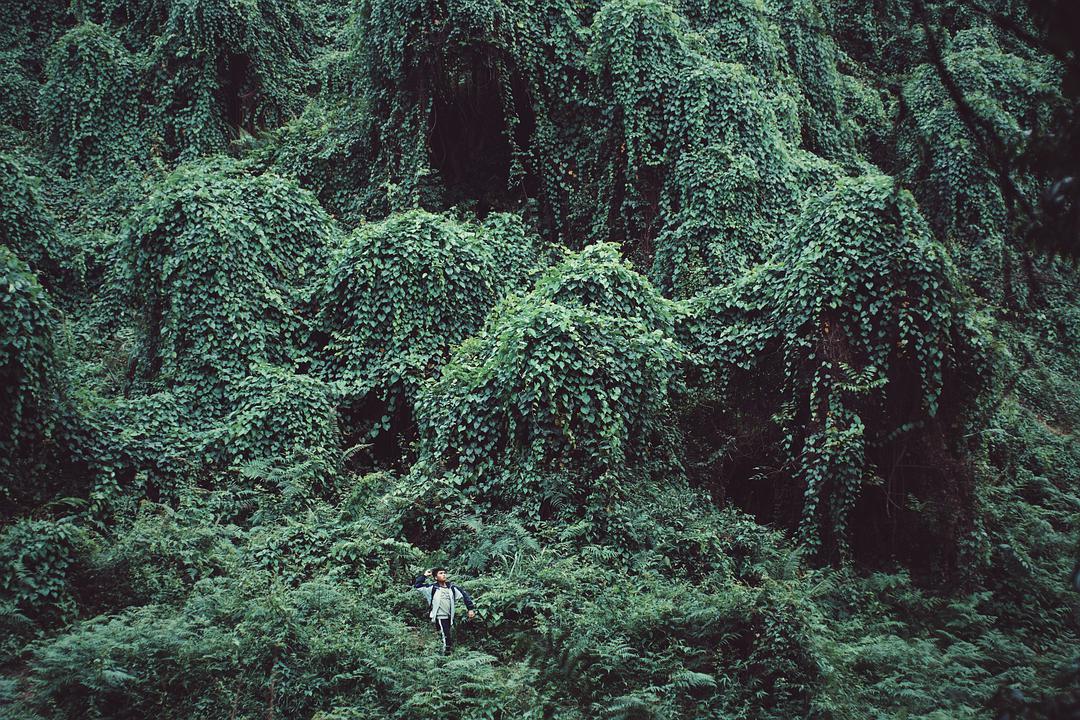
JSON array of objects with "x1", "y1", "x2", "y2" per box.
[{"x1": 1, "y1": 0, "x2": 1079, "y2": 717}]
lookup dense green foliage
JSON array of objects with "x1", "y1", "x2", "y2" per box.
[
  {"x1": 681, "y1": 175, "x2": 993, "y2": 565},
  {"x1": 313, "y1": 209, "x2": 539, "y2": 453},
  {"x1": 413, "y1": 243, "x2": 683, "y2": 543},
  {"x1": 40, "y1": 23, "x2": 142, "y2": 176},
  {"x1": 0, "y1": 247, "x2": 61, "y2": 505},
  {"x1": 117, "y1": 157, "x2": 334, "y2": 401},
  {"x1": 1, "y1": 0, "x2": 1078, "y2": 718},
  {"x1": 70, "y1": 0, "x2": 314, "y2": 160},
  {"x1": 0, "y1": 154, "x2": 65, "y2": 287},
  {"x1": 898, "y1": 25, "x2": 1061, "y2": 302}
]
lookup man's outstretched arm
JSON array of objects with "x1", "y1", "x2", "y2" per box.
[{"x1": 458, "y1": 586, "x2": 476, "y2": 611}]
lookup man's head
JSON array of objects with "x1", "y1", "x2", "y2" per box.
[{"x1": 433, "y1": 568, "x2": 448, "y2": 584}]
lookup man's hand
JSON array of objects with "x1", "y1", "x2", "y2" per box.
[
  {"x1": 467, "y1": 610, "x2": 475, "y2": 619},
  {"x1": 424, "y1": 568, "x2": 432, "y2": 578}
]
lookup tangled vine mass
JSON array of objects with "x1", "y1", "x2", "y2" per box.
[{"x1": 1, "y1": 0, "x2": 1079, "y2": 718}]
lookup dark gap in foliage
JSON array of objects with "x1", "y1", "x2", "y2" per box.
[
  {"x1": 219, "y1": 52, "x2": 255, "y2": 132},
  {"x1": 687, "y1": 407, "x2": 790, "y2": 528},
  {"x1": 687, "y1": 337, "x2": 981, "y2": 579},
  {"x1": 722, "y1": 455, "x2": 806, "y2": 546},
  {"x1": 509, "y1": 70, "x2": 540, "y2": 199},
  {"x1": 680, "y1": 360, "x2": 795, "y2": 541},
  {"x1": 339, "y1": 391, "x2": 416, "y2": 474},
  {"x1": 427, "y1": 52, "x2": 535, "y2": 217},
  {"x1": 843, "y1": 354, "x2": 977, "y2": 577},
  {"x1": 852, "y1": 424, "x2": 974, "y2": 580}
]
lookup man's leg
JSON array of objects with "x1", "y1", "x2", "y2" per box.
[{"x1": 437, "y1": 617, "x2": 452, "y2": 654}]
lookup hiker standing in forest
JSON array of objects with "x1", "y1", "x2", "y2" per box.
[{"x1": 412, "y1": 568, "x2": 476, "y2": 654}]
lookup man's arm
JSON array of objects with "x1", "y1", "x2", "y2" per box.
[
  {"x1": 457, "y1": 585, "x2": 476, "y2": 612},
  {"x1": 412, "y1": 568, "x2": 433, "y2": 595}
]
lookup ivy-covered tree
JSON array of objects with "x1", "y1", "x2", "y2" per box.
[
  {"x1": 153, "y1": 0, "x2": 313, "y2": 158},
  {"x1": 412, "y1": 243, "x2": 685, "y2": 547},
  {"x1": 0, "y1": 154, "x2": 65, "y2": 289},
  {"x1": 683, "y1": 175, "x2": 993, "y2": 568},
  {"x1": 0, "y1": 0, "x2": 67, "y2": 131},
  {"x1": 0, "y1": 246, "x2": 61, "y2": 509},
  {"x1": 899, "y1": 25, "x2": 1061, "y2": 304},
  {"x1": 586, "y1": 0, "x2": 857, "y2": 288},
  {"x1": 74, "y1": 0, "x2": 314, "y2": 159},
  {"x1": 115, "y1": 158, "x2": 335, "y2": 406},
  {"x1": 40, "y1": 23, "x2": 144, "y2": 177},
  {"x1": 312, "y1": 208, "x2": 538, "y2": 460},
  {"x1": 329, "y1": 0, "x2": 599, "y2": 226}
]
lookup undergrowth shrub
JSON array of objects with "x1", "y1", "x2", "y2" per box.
[
  {"x1": 84, "y1": 496, "x2": 242, "y2": 611},
  {"x1": 0, "y1": 517, "x2": 88, "y2": 627},
  {"x1": 972, "y1": 394, "x2": 1080, "y2": 635},
  {"x1": 453, "y1": 529, "x2": 827, "y2": 720}
]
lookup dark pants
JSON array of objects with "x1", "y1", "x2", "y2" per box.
[{"x1": 435, "y1": 617, "x2": 454, "y2": 654}]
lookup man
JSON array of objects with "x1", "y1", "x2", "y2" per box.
[{"x1": 412, "y1": 567, "x2": 476, "y2": 654}]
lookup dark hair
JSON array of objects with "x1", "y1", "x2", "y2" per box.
[{"x1": 433, "y1": 567, "x2": 447, "y2": 576}]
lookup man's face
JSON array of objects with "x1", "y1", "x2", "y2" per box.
[{"x1": 435, "y1": 570, "x2": 448, "y2": 584}]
